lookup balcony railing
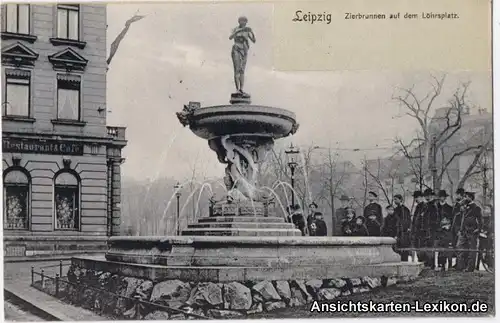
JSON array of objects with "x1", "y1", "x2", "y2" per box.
[{"x1": 106, "y1": 126, "x2": 126, "y2": 140}]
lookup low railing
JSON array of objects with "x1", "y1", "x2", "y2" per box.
[
  {"x1": 30, "y1": 261, "x2": 211, "y2": 320},
  {"x1": 106, "y1": 126, "x2": 126, "y2": 140},
  {"x1": 395, "y1": 247, "x2": 494, "y2": 273}
]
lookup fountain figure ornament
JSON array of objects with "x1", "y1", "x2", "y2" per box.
[{"x1": 177, "y1": 16, "x2": 299, "y2": 217}]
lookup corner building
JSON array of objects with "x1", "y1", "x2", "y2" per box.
[{"x1": 1, "y1": 3, "x2": 126, "y2": 259}]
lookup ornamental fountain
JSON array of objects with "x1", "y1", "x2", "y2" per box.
[{"x1": 67, "y1": 16, "x2": 422, "y2": 318}]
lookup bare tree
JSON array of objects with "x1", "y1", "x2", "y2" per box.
[
  {"x1": 317, "y1": 148, "x2": 350, "y2": 220},
  {"x1": 363, "y1": 158, "x2": 395, "y2": 205},
  {"x1": 393, "y1": 75, "x2": 488, "y2": 191},
  {"x1": 395, "y1": 133, "x2": 429, "y2": 191},
  {"x1": 457, "y1": 138, "x2": 493, "y2": 189}
]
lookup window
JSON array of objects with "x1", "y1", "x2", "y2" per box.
[
  {"x1": 57, "y1": 75, "x2": 80, "y2": 120},
  {"x1": 4, "y1": 71, "x2": 30, "y2": 117},
  {"x1": 5, "y1": 4, "x2": 30, "y2": 34},
  {"x1": 3, "y1": 169, "x2": 30, "y2": 230},
  {"x1": 54, "y1": 171, "x2": 80, "y2": 230},
  {"x1": 57, "y1": 4, "x2": 79, "y2": 40}
]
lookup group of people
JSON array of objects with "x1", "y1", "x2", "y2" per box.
[
  {"x1": 336, "y1": 189, "x2": 488, "y2": 272},
  {"x1": 288, "y1": 204, "x2": 328, "y2": 237},
  {"x1": 289, "y1": 187, "x2": 491, "y2": 272}
]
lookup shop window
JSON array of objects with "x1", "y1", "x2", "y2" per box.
[
  {"x1": 3, "y1": 168, "x2": 30, "y2": 230},
  {"x1": 54, "y1": 171, "x2": 80, "y2": 230}
]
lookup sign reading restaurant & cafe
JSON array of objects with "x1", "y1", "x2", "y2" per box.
[{"x1": 2, "y1": 137, "x2": 84, "y2": 156}]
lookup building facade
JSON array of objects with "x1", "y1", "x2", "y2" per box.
[{"x1": 1, "y1": 3, "x2": 126, "y2": 259}]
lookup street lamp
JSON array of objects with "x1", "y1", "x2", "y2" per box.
[
  {"x1": 285, "y1": 143, "x2": 300, "y2": 207},
  {"x1": 174, "y1": 182, "x2": 182, "y2": 235}
]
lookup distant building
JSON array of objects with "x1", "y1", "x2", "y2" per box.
[{"x1": 2, "y1": 3, "x2": 127, "y2": 259}]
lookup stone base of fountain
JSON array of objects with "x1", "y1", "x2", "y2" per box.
[
  {"x1": 78, "y1": 236, "x2": 421, "y2": 278},
  {"x1": 68, "y1": 236, "x2": 422, "y2": 318}
]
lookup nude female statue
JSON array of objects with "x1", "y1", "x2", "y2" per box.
[{"x1": 229, "y1": 16, "x2": 256, "y2": 97}]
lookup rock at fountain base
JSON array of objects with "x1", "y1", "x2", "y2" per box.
[{"x1": 230, "y1": 93, "x2": 252, "y2": 105}]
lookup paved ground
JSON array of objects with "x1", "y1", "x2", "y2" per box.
[{"x1": 249, "y1": 269, "x2": 495, "y2": 318}]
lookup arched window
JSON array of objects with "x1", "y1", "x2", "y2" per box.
[
  {"x1": 3, "y1": 168, "x2": 30, "y2": 230},
  {"x1": 54, "y1": 171, "x2": 80, "y2": 230}
]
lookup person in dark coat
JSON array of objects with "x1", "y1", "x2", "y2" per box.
[
  {"x1": 394, "y1": 194, "x2": 411, "y2": 261},
  {"x1": 451, "y1": 188, "x2": 465, "y2": 249},
  {"x1": 341, "y1": 207, "x2": 356, "y2": 236},
  {"x1": 365, "y1": 212, "x2": 381, "y2": 236},
  {"x1": 422, "y1": 188, "x2": 439, "y2": 268},
  {"x1": 333, "y1": 195, "x2": 351, "y2": 236},
  {"x1": 450, "y1": 188, "x2": 466, "y2": 268},
  {"x1": 411, "y1": 190, "x2": 430, "y2": 266},
  {"x1": 433, "y1": 215, "x2": 454, "y2": 270},
  {"x1": 381, "y1": 204, "x2": 399, "y2": 238},
  {"x1": 290, "y1": 204, "x2": 307, "y2": 236},
  {"x1": 437, "y1": 190, "x2": 453, "y2": 224},
  {"x1": 307, "y1": 202, "x2": 319, "y2": 229},
  {"x1": 456, "y1": 192, "x2": 483, "y2": 272},
  {"x1": 311, "y1": 212, "x2": 327, "y2": 236},
  {"x1": 352, "y1": 216, "x2": 369, "y2": 236},
  {"x1": 364, "y1": 191, "x2": 383, "y2": 225}
]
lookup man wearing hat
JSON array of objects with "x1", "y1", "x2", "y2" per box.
[
  {"x1": 307, "y1": 202, "x2": 319, "y2": 232},
  {"x1": 394, "y1": 194, "x2": 412, "y2": 261},
  {"x1": 311, "y1": 211, "x2": 328, "y2": 236},
  {"x1": 456, "y1": 191, "x2": 483, "y2": 272},
  {"x1": 290, "y1": 204, "x2": 307, "y2": 236},
  {"x1": 333, "y1": 195, "x2": 351, "y2": 236},
  {"x1": 411, "y1": 190, "x2": 432, "y2": 266},
  {"x1": 437, "y1": 190, "x2": 453, "y2": 225},
  {"x1": 423, "y1": 188, "x2": 440, "y2": 268},
  {"x1": 381, "y1": 204, "x2": 399, "y2": 238},
  {"x1": 451, "y1": 188, "x2": 465, "y2": 252},
  {"x1": 363, "y1": 191, "x2": 383, "y2": 235}
]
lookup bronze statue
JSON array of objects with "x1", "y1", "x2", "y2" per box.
[{"x1": 229, "y1": 16, "x2": 256, "y2": 97}]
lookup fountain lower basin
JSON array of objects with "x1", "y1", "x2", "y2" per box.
[{"x1": 72, "y1": 236, "x2": 422, "y2": 283}]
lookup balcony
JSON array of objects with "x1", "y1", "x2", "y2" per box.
[{"x1": 107, "y1": 126, "x2": 126, "y2": 141}]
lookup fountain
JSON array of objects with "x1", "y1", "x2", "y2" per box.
[{"x1": 67, "y1": 17, "x2": 422, "y2": 318}]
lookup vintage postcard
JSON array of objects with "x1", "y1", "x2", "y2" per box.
[{"x1": 1, "y1": 0, "x2": 495, "y2": 320}]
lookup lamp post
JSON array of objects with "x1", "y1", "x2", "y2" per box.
[
  {"x1": 174, "y1": 182, "x2": 182, "y2": 235},
  {"x1": 285, "y1": 143, "x2": 300, "y2": 207}
]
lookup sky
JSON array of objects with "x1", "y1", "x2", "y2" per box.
[{"x1": 105, "y1": 2, "x2": 492, "y2": 182}]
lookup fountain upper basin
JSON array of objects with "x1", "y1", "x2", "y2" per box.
[{"x1": 188, "y1": 105, "x2": 298, "y2": 140}]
